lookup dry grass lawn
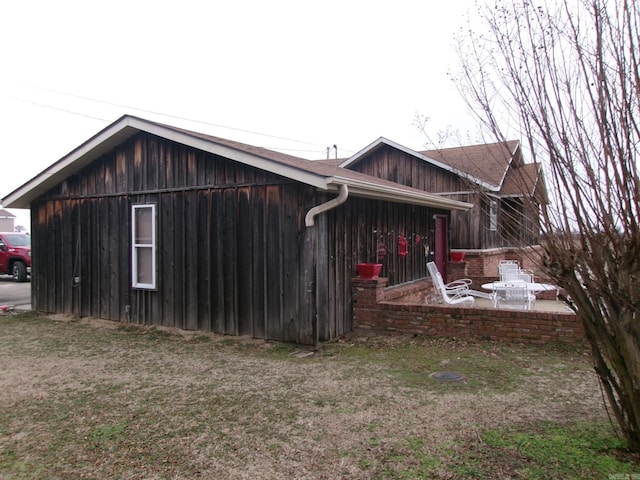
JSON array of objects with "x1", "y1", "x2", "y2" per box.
[{"x1": 1, "y1": 311, "x2": 637, "y2": 479}]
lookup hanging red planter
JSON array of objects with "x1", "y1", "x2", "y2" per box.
[{"x1": 397, "y1": 234, "x2": 408, "y2": 257}]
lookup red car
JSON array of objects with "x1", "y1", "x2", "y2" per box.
[{"x1": 0, "y1": 232, "x2": 31, "y2": 282}]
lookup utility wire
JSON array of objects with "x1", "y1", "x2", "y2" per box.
[
  {"x1": 22, "y1": 84, "x2": 330, "y2": 149},
  {"x1": 11, "y1": 96, "x2": 111, "y2": 123},
  {"x1": 13, "y1": 95, "x2": 348, "y2": 158}
]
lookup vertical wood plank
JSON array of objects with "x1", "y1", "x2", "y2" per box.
[
  {"x1": 314, "y1": 210, "x2": 329, "y2": 343},
  {"x1": 236, "y1": 187, "x2": 253, "y2": 336},
  {"x1": 210, "y1": 189, "x2": 225, "y2": 333},
  {"x1": 251, "y1": 186, "x2": 267, "y2": 339},
  {"x1": 173, "y1": 192, "x2": 185, "y2": 329},
  {"x1": 196, "y1": 190, "x2": 211, "y2": 330},
  {"x1": 223, "y1": 188, "x2": 238, "y2": 335},
  {"x1": 265, "y1": 185, "x2": 283, "y2": 340},
  {"x1": 160, "y1": 192, "x2": 175, "y2": 327},
  {"x1": 107, "y1": 198, "x2": 120, "y2": 321},
  {"x1": 281, "y1": 185, "x2": 301, "y2": 341},
  {"x1": 184, "y1": 190, "x2": 199, "y2": 330},
  {"x1": 118, "y1": 196, "x2": 130, "y2": 323},
  {"x1": 99, "y1": 198, "x2": 110, "y2": 319}
]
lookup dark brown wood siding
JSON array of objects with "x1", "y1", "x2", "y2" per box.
[
  {"x1": 350, "y1": 145, "x2": 464, "y2": 191},
  {"x1": 346, "y1": 145, "x2": 505, "y2": 250},
  {"x1": 30, "y1": 133, "x2": 443, "y2": 343}
]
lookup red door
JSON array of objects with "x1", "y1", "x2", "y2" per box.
[{"x1": 434, "y1": 215, "x2": 448, "y2": 283}]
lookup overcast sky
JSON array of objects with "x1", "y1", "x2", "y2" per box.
[{"x1": 1, "y1": 0, "x2": 483, "y2": 229}]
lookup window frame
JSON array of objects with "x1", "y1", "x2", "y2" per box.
[
  {"x1": 131, "y1": 204, "x2": 157, "y2": 289},
  {"x1": 489, "y1": 199, "x2": 498, "y2": 232}
]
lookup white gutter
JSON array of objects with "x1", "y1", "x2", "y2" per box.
[
  {"x1": 330, "y1": 176, "x2": 472, "y2": 211},
  {"x1": 305, "y1": 184, "x2": 349, "y2": 227}
]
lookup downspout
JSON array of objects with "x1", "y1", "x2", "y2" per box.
[{"x1": 305, "y1": 184, "x2": 349, "y2": 227}]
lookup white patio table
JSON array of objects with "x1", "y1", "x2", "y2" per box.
[{"x1": 481, "y1": 281, "x2": 558, "y2": 294}]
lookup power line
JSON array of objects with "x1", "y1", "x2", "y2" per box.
[
  {"x1": 11, "y1": 96, "x2": 111, "y2": 123},
  {"x1": 12, "y1": 95, "x2": 352, "y2": 158},
  {"x1": 13, "y1": 95, "x2": 359, "y2": 160},
  {"x1": 22, "y1": 84, "x2": 330, "y2": 149},
  {"x1": 11, "y1": 86, "x2": 358, "y2": 158}
]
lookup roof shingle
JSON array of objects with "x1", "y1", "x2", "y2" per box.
[{"x1": 419, "y1": 140, "x2": 520, "y2": 189}]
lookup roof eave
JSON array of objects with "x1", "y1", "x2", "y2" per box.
[
  {"x1": 2, "y1": 116, "x2": 475, "y2": 212},
  {"x1": 2, "y1": 115, "x2": 330, "y2": 208},
  {"x1": 329, "y1": 177, "x2": 473, "y2": 211},
  {"x1": 2, "y1": 118, "x2": 141, "y2": 208}
]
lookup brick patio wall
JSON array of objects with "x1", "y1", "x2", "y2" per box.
[{"x1": 352, "y1": 277, "x2": 585, "y2": 345}]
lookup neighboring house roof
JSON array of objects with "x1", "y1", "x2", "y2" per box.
[
  {"x1": 0, "y1": 208, "x2": 16, "y2": 218},
  {"x1": 420, "y1": 140, "x2": 520, "y2": 191},
  {"x1": 340, "y1": 137, "x2": 498, "y2": 190},
  {"x1": 500, "y1": 162, "x2": 542, "y2": 198},
  {"x1": 2, "y1": 115, "x2": 472, "y2": 212},
  {"x1": 340, "y1": 137, "x2": 526, "y2": 193}
]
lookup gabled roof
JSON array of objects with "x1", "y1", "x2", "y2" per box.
[
  {"x1": 2, "y1": 115, "x2": 472, "y2": 212},
  {"x1": 0, "y1": 208, "x2": 16, "y2": 218},
  {"x1": 340, "y1": 137, "x2": 523, "y2": 192},
  {"x1": 501, "y1": 162, "x2": 546, "y2": 202},
  {"x1": 340, "y1": 137, "x2": 498, "y2": 190},
  {"x1": 420, "y1": 140, "x2": 520, "y2": 191}
]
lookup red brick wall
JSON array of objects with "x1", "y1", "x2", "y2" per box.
[{"x1": 352, "y1": 277, "x2": 584, "y2": 344}]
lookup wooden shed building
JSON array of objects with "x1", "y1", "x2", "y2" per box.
[{"x1": 2, "y1": 115, "x2": 472, "y2": 344}]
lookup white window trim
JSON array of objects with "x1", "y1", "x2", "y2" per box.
[
  {"x1": 489, "y1": 200, "x2": 498, "y2": 231},
  {"x1": 131, "y1": 204, "x2": 157, "y2": 289}
]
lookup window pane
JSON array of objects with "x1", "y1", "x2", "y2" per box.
[
  {"x1": 135, "y1": 207, "x2": 153, "y2": 244},
  {"x1": 136, "y1": 247, "x2": 153, "y2": 284},
  {"x1": 489, "y1": 200, "x2": 498, "y2": 231},
  {"x1": 132, "y1": 204, "x2": 156, "y2": 289}
]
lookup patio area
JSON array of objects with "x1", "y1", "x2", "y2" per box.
[
  {"x1": 470, "y1": 296, "x2": 573, "y2": 313},
  {"x1": 352, "y1": 276, "x2": 583, "y2": 345}
]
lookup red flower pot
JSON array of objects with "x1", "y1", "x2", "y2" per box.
[
  {"x1": 356, "y1": 263, "x2": 383, "y2": 279},
  {"x1": 449, "y1": 251, "x2": 466, "y2": 262}
]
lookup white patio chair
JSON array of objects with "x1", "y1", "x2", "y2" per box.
[
  {"x1": 426, "y1": 262, "x2": 475, "y2": 305},
  {"x1": 492, "y1": 281, "x2": 535, "y2": 310},
  {"x1": 504, "y1": 270, "x2": 534, "y2": 283},
  {"x1": 427, "y1": 262, "x2": 471, "y2": 293},
  {"x1": 433, "y1": 272, "x2": 475, "y2": 305},
  {"x1": 426, "y1": 261, "x2": 493, "y2": 301},
  {"x1": 499, "y1": 261, "x2": 520, "y2": 281}
]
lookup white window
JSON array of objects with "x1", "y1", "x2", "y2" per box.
[
  {"x1": 132, "y1": 204, "x2": 156, "y2": 289},
  {"x1": 489, "y1": 200, "x2": 498, "y2": 231}
]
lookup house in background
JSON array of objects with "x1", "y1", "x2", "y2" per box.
[
  {"x1": 2, "y1": 115, "x2": 471, "y2": 344},
  {"x1": 338, "y1": 138, "x2": 547, "y2": 280},
  {"x1": 0, "y1": 209, "x2": 15, "y2": 232}
]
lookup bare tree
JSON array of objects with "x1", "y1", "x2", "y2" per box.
[{"x1": 454, "y1": 0, "x2": 640, "y2": 451}]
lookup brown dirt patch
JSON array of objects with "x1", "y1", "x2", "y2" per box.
[{"x1": 0, "y1": 313, "x2": 617, "y2": 479}]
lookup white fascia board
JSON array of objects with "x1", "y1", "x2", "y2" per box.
[
  {"x1": 329, "y1": 176, "x2": 473, "y2": 211},
  {"x1": 2, "y1": 118, "x2": 140, "y2": 208},
  {"x1": 339, "y1": 136, "x2": 388, "y2": 167},
  {"x1": 2, "y1": 116, "x2": 330, "y2": 208},
  {"x1": 340, "y1": 185, "x2": 473, "y2": 210},
  {"x1": 340, "y1": 136, "x2": 499, "y2": 192}
]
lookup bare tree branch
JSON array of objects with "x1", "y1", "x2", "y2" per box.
[{"x1": 454, "y1": 0, "x2": 640, "y2": 451}]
